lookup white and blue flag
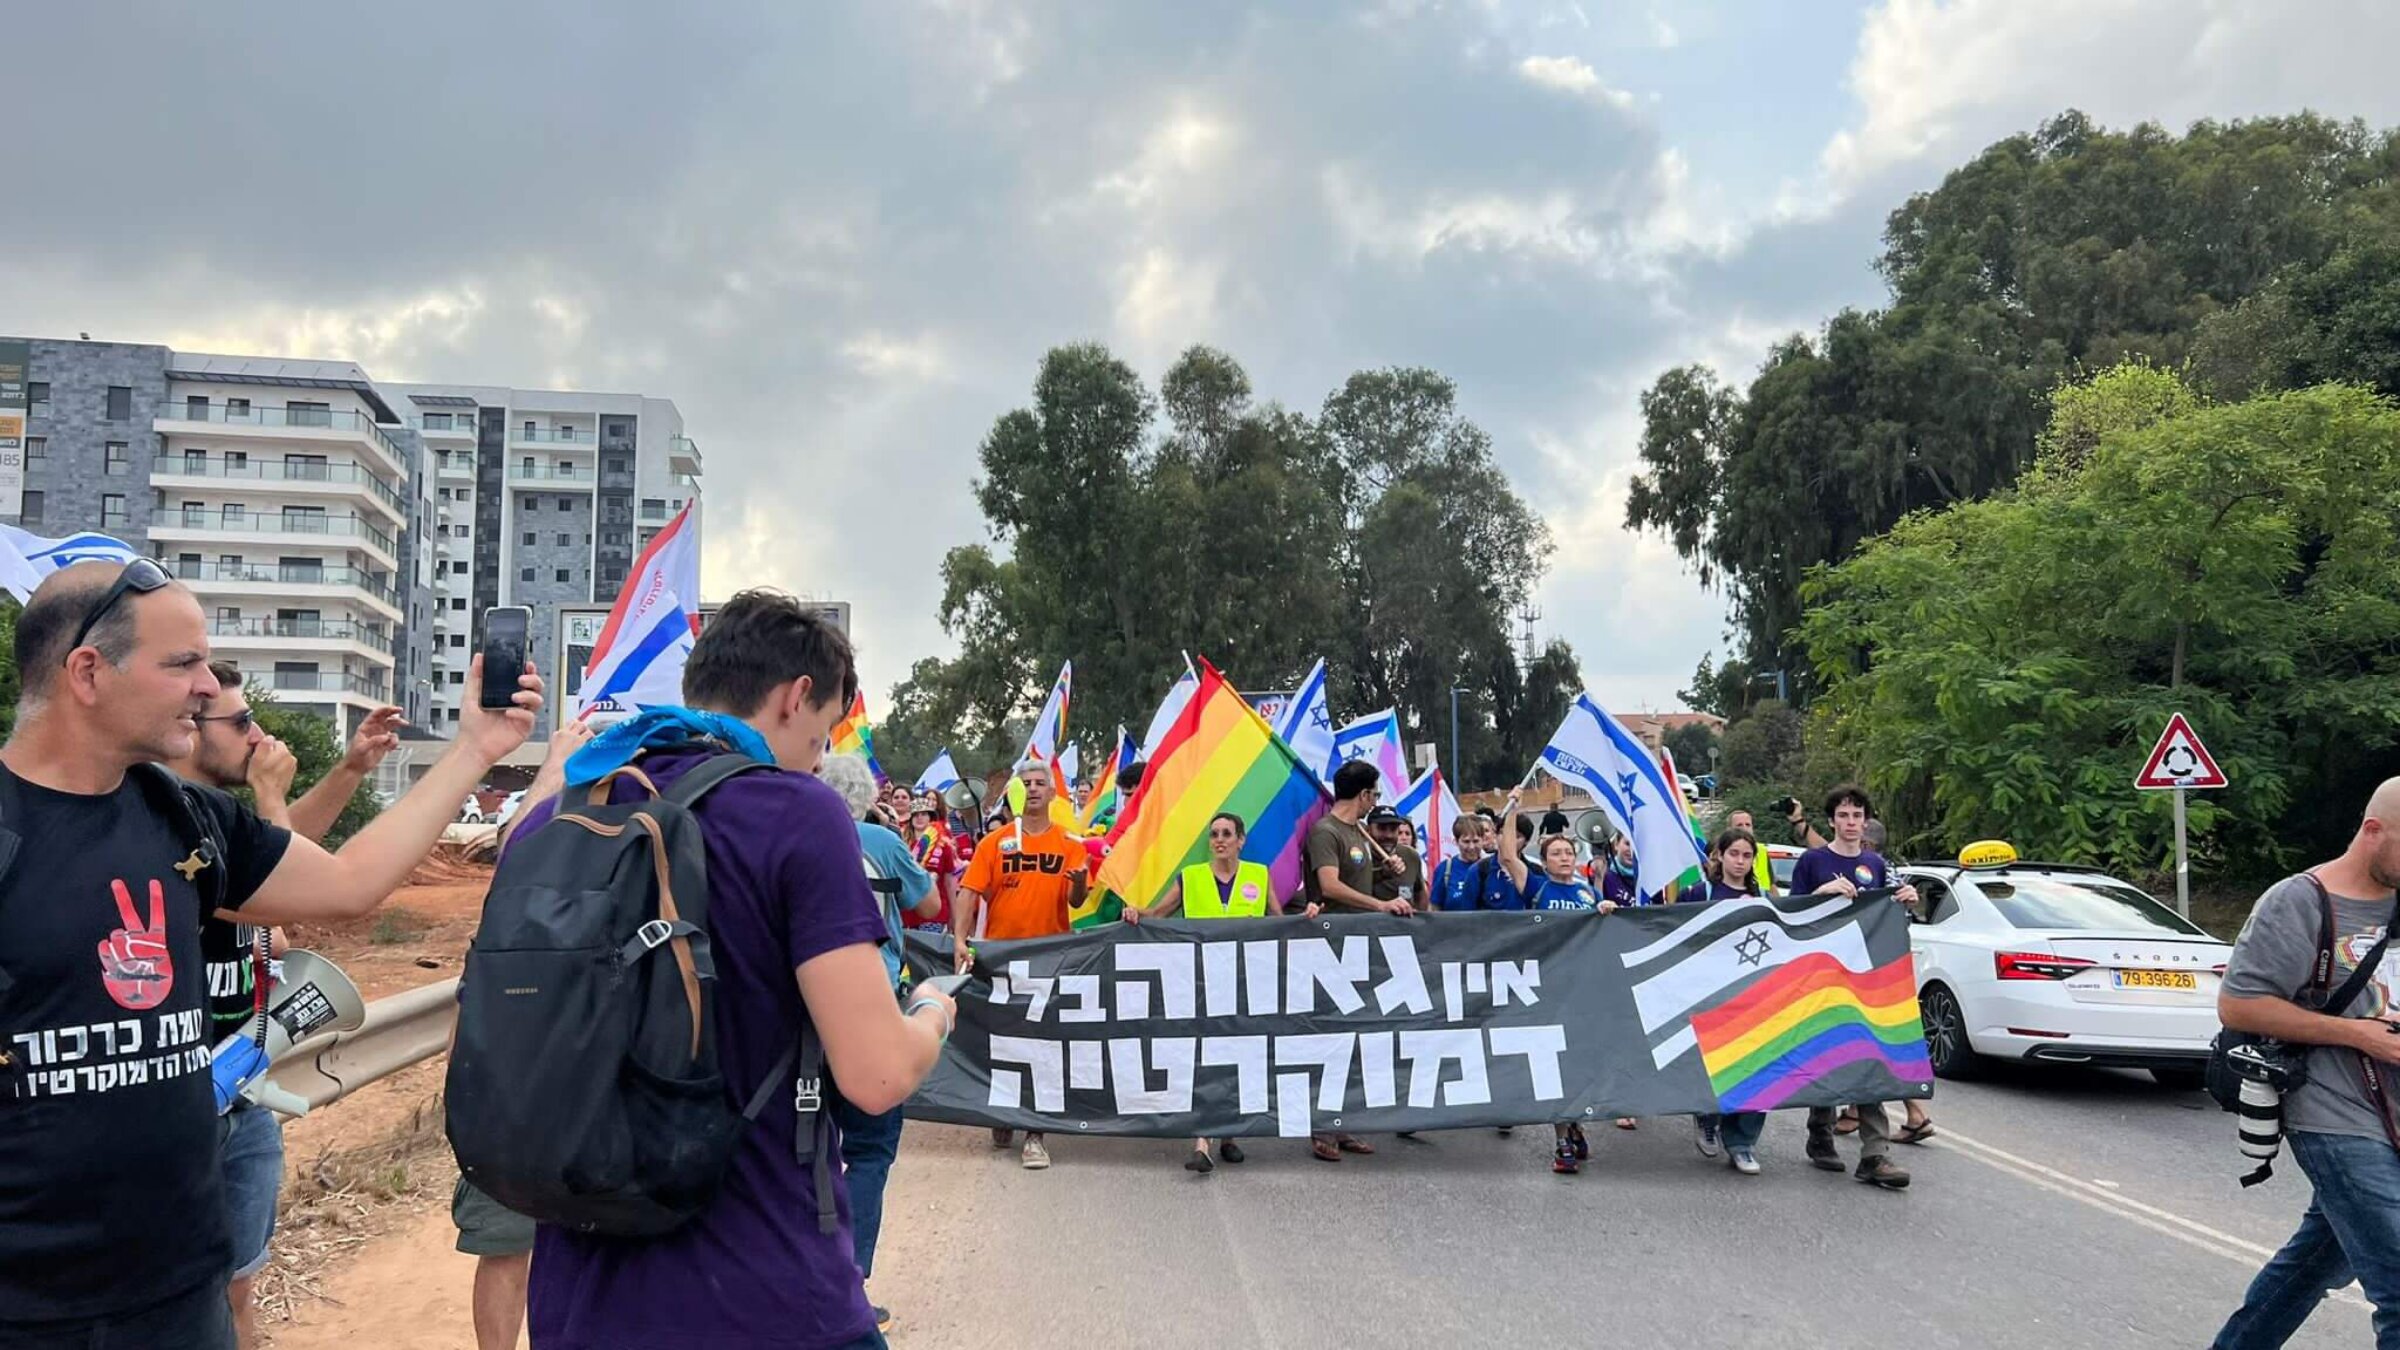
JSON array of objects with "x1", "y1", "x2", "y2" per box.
[
  {"x1": 0, "y1": 525, "x2": 139, "y2": 601},
  {"x1": 1534, "y1": 693, "x2": 1708, "y2": 901},
  {"x1": 1273, "y1": 658, "x2": 1338, "y2": 783},
  {"x1": 913, "y1": 749, "x2": 962, "y2": 796},
  {"x1": 576, "y1": 587, "x2": 695, "y2": 720},
  {"x1": 1139, "y1": 669, "x2": 1197, "y2": 759},
  {"x1": 1392, "y1": 764, "x2": 1462, "y2": 872},
  {"x1": 1333, "y1": 708, "x2": 1409, "y2": 792}
]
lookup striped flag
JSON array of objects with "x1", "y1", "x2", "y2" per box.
[
  {"x1": 1393, "y1": 765, "x2": 1461, "y2": 876},
  {"x1": 576, "y1": 504, "x2": 700, "y2": 719},
  {"x1": 831, "y1": 693, "x2": 887, "y2": 784}
]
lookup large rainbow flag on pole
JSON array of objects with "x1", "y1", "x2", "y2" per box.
[
  {"x1": 830, "y1": 693, "x2": 887, "y2": 784},
  {"x1": 1095, "y1": 660, "x2": 1330, "y2": 917}
]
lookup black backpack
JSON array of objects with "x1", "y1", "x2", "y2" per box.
[{"x1": 444, "y1": 749, "x2": 840, "y2": 1238}]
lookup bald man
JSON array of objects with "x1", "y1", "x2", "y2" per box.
[
  {"x1": 2212, "y1": 779, "x2": 2400, "y2": 1347},
  {"x1": 0, "y1": 561, "x2": 542, "y2": 1348}
]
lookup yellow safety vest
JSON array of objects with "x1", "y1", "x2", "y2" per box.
[{"x1": 1180, "y1": 861, "x2": 1273, "y2": 920}]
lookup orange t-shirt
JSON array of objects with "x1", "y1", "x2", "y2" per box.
[{"x1": 962, "y1": 822, "x2": 1086, "y2": 940}]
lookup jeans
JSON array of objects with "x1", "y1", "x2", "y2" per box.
[
  {"x1": 2213, "y1": 1129, "x2": 2400, "y2": 1348},
  {"x1": 0, "y1": 1277, "x2": 235, "y2": 1349},
  {"x1": 1700, "y1": 1112, "x2": 1766, "y2": 1150},
  {"x1": 221, "y1": 1102, "x2": 285, "y2": 1279},
  {"x1": 834, "y1": 1098, "x2": 904, "y2": 1282}
]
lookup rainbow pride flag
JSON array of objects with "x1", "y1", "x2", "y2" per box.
[
  {"x1": 1689, "y1": 952, "x2": 1930, "y2": 1112},
  {"x1": 1095, "y1": 661, "x2": 1329, "y2": 917},
  {"x1": 831, "y1": 693, "x2": 887, "y2": 784},
  {"x1": 1079, "y1": 725, "x2": 1134, "y2": 832}
]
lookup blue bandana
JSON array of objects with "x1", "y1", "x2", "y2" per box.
[{"x1": 565, "y1": 706, "x2": 775, "y2": 785}]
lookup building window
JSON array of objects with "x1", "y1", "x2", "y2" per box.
[
  {"x1": 450, "y1": 634, "x2": 466, "y2": 648},
  {"x1": 104, "y1": 443, "x2": 130, "y2": 475},
  {"x1": 219, "y1": 554, "x2": 241, "y2": 571},
  {"x1": 456, "y1": 488, "x2": 468, "y2": 502},
  {"x1": 447, "y1": 707, "x2": 461, "y2": 723},
  {"x1": 450, "y1": 671, "x2": 466, "y2": 685},
  {"x1": 438, "y1": 487, "x2": 451, "y2": 501},
  {"x1": 451, "y1": 560, "x2": 468, "y2": 575},
  {"x1": 285, "y1": 453, "x2": 329, "y2": 480},
  {"x1": 19, "y1": 491, "x2": 42, "y2": 525},
  {"x1": 519, "y1": 567, "x2": 534, "y2": 582},
  {"x1": 555, "y1": 568, "x2": 571, "y2": 583},
  {"x1": 641, "y1": 497, "x2": 664, "y2": 515},
  {"x1": 423, "y1": 413, "x2": 451, "y2": 430},
  {"x1": 555, "y1": 532, "x2": 570, "y2": 547},
  {"x1": 451, "y1": 597, "x2": 466, "y2": 610},
  {"x1": 221, "y1": 503, "x2": 246, "y2": 525},
  {"x1": 100, "y1": 494, "x2": 127, "y2": 529},
  {"x1": 281, "y1": 505, "x2": 327, "y2": 532},
  {"x1": 185, "y1": 395, "x2": 209, "y2": 420},
  {"x1": 602, "y1": 531, "x2": 626, "y2": 546},
  {"x1": 223, "y1": 450, "x2": 246, "y2": 470},
  {"x1": 522, "y1": 421, "x2": 537, "y2": 439},
  {"x1": 182, "y1": 448, "x2": 206, "y2": 472},
  {"x1": 26, "y1": 382, "x2": 48, "y2": 412},
  {"x1": 105, "y1": 386, "x2": 132, "y2": 421},
  {"x1": 671, "y1": 498, "x2": 683, "y2": 510},
  {"x1": 521, "y1": 531, "x2": 535, "y2": 546},
  {"x1": 522, "y1": 497, "x2": 537, "y2": 512},
  {"x1": 24, "y1": 437, "x2": 44, "y2": 466},
  {"x1": 216, "y1": 606, "x2": 240, "y2": 624},
  {"x1": 286, "y1": 400, "x2": 331, "y2": 428},
  {"x1": 181, "y1": 502, "x2": 207, "y2": 526},
  {"x1": 226, "y1": 397, "x2": 251, "y2": 420},
  {"x1": 556, "y1": 497, "x2": 573, "y2": 511}
]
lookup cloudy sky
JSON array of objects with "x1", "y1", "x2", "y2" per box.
[{"x1": 10, "y1": 0, "x2": 2399, "y2": 719}]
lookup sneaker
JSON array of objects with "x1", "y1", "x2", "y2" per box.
[
  {"x1": 1022, "y1": 1137, "x2": 1051, "y2": 1170},
  {"x1": 1184, "y1": 1149, "x2": 1214, "y2": 1174},
  {"x1": 1552, "y1": 1142, "x2": 1580, "y2": 1175},
  {"x1": 1695, "y1": 1119, "x2": 1723, "y2": 1159},
  {"x1": 1805, "y1": 1132, "x2": 1845, "y2": 1173},
  {"x1": 1497, "y1": 1126, "x2": 1514, "y2": 1137},
  {"x1": 873, "y1": 1306, "x2": 894, "y2": 1334},
  {"x1": 990, "y1": 1127, "x2": 1014, "y2": 1150},
  {"x1": 1729, "y1": 1146, "x2": 1761, "y2": 1176},
  {"x1": 1567, "y1": 1123, "x2": 1590, "y2": 1160},
  {"x1": 1220, "y1": 1140, "x2": 1246, "y2": 1164},
  {"x1": 1855, "y1": 1155, "x2": 1911, "y2": 1190}
]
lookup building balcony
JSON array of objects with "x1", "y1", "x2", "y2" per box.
[
  {"x1": 150, "y1": 512, "x2": 398, "y2": 566},
  {"x1": 156, "y1": 402, "x2": 404, "y2": 473},
  {"x1": 436, "y1": 453, "x2": 476, "y2": 476},
  {"x1": 150, "y1": 456, "x2": 406, "y2": 520},
  {"x1": 410, "y1": 416, "x2": 478, "y2": 438},
  {"x1": 256, "y1": 670, "x2": 391, "y2": 699},
  {"x1": 166, "y1": 560, "x2": 403, "y2": 618},
  {"x1": 508, "y1": 463, "x2": 597, "y2": 485},
  {"x1": 209, "y1": 617, "x2": 395, "y2": 657},
  {"x1": 507, "y1": 426, "x2": 595, "y2": 447}
]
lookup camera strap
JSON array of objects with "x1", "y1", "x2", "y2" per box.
[{"x1": 2297, "y1": 873, "x2": 2400, "y2": 1156}]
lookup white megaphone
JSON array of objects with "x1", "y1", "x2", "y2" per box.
[{"x1": 210, "y1": 948, "x2": 367, "y2": 1118}]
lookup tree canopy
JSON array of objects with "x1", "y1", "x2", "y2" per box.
[
  {"x1": 1797, "y1": 369, "x2": 2400, "y2": 874},
  {"x1": 1629, "y1": 110, "x2": 2400, "y2": 675},
  {"x1": 884, "y1": 344, "x2": 1569, "y2": 791}
]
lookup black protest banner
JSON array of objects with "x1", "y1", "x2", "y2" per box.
[{"x1": 903, "y1": 894, "x2": 1932, "y2": 1138}]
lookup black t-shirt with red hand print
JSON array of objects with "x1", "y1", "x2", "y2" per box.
[{"x1": 0, "y1": 764, "x2": 288, "y2": 1325}]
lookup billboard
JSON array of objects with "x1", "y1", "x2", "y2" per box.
[{"x1": 0, "y1": 340, "x2": 29, "y2": 519}]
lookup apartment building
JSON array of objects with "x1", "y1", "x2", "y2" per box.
[
  {"x1": 383, "y1": 382, "x2": 703, "y2": 735},
  {"x1": 3, "y1": 337, "x2": 702, "y2": 744}
]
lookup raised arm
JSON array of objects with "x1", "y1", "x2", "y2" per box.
[
  {"x1": 240, "y1": 658, "x2": 537, "y2": 924},
  {"x1": 1498, "y1": 812, "x2": 1531, "y2": 893},
  {"x1": 287, "y1": 706, "x2": 404, "y2": 842}
]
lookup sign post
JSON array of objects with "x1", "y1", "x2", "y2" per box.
[{"x1": 2135, "y1": 713, "x2": 2229, "y2": 917}]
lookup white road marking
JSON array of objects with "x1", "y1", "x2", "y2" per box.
[{"x1": 1929, "y1": 1125, "x2": 2369, "y2": 1312}]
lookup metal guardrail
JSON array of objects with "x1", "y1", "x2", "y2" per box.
[{"x1": 262, "y1": 977, "x2": 458, "y2": 1112}]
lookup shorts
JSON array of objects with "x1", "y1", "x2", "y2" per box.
[
  {"x1": 452, "y1": 1177, "x2": 537, "y2": 1257},
  {"x1": 222, "y1": 1102, "x2": 285, "y2": 1280}
]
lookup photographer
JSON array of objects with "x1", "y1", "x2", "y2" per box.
[{"x1": 2211, "y1": 779, "x2": 2400, "y2": 1348}]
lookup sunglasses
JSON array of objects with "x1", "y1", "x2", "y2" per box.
[
  {"x1": 66, "y1": 558, "x2": 170, "y2": 659},
  {"x1": 1208, "y1": 828, "x2": 1240, "y2": 840},
  {"x1": 194, "y1": 709, "x2": 256, "y2": 733}
]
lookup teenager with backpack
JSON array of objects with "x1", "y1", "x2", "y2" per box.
[
  {"x1": 0, "y1": 561, "x2": 541, "y2": 1350},
  {"x1": 459, "y1": 589, "x2": 955, "y2": 1350}
]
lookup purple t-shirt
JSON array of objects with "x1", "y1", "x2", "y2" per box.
[
  {"x1": 517, "y1": 752, "x2": 888, "y2": 1350},
  {"x1": 1789, "y1": 846, "x2": 1891, "y2": 896}
]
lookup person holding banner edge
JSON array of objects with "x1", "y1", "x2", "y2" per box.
[
  {"x1": 1496, "y1": 808, "x2": 1607, "y2": 1173},
  {"x1": 1302, "y1": 760, "x2": 1412, "y2": 1161},
  {"x1": 1695, "y1": 827, "x2": 1773, "y2": 1175},
  {"x1": 1791, "y1": 785, "x2": 1919, "y2": 1190},
  {"x1": 1122, "y1": 810, "x2": 1319, "y2": 1173}
]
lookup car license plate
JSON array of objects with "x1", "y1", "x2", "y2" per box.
[{"x1": 2114, "y1": 970, "x2": 2197, "y2": 990}]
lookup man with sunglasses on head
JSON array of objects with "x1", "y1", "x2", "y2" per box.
[
  {"x1": 160, "y1": 664, "x2": 405, "y2": 1348},
  {"x1": 0, "y1": 560, "x2": 540, "y2": 1350}
]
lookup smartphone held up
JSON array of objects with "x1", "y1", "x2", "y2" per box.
[{"x1": 479, "y1": 606, "x2": 531, "y2": 710}]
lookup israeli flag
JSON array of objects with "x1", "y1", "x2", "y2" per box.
[
  {"x1": 1392, "y1": 765, "x2": 1461, "y2": 871},
  {"x1": 1273, "y1": 658, "x2": 1338, "y2": 782},
  {"x1": 0, "y1": 525, "x2": 139, "y2": 601},
  {"x1": 913, "y1": 749, "x2": 962, "y2": 796},
  {"x1": 1333, "y1": 709, "x2": 1408, "y2": 792},
  {"x1": 1534, "y1": 693, "x2": 1709, "y2": 901}
]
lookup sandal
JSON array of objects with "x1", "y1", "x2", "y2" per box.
[
  {"x1": 1311, "y1": 1138, "x2": 1343, "y2": 1163},
  {"x1": 1614, "y1": 1118, "x2": 1638, "y2": 1131},
  {"x1": 1336, "y1": 1134, "x2": 1376, "y2": 1155},
  {"x1": 1893, "y1": 1120, "x2": 1936, "y2": 1146},
  {"x1": 1833, "y1": 1109, "x2": 1861, "y2": 1136}
]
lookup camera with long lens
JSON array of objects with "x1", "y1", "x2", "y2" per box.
[{"x1": 2226, "y1": 1040, "x2": 2309, "y2": 1187}]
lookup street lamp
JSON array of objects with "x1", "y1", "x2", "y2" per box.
[{"x1": 1449, "y1": 685, "x2": 1468, "y2": 785}]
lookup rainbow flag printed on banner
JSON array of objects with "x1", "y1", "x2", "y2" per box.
[
  {"x1": 1094, "y1": 660, "x2": 1330, "y2": 920},
  {"x1": 1689, "y1": 953, "x2": 1930, "y2": 1113}
]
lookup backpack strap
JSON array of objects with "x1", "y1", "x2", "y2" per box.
[
  {"x1": 774, "y1": 1021, "x2": 840, "y2": 1235},
  {"x1": 127, "y1": 764, "x2": 229, "y2": 916},
  {"x1": 661, "y1": 752, "x2": 776, "y2": 809}
]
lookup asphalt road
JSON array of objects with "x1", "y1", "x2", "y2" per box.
[{"x1": 871, "y1": 1063, "x2": 2366, "y2": 1349}]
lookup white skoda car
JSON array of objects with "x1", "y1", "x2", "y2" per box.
[{"x1": 1897, "y1": 844, "x2": 2231, "y2": 1089}]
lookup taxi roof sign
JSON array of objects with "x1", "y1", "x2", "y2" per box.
[
  {"x1": 2136, "y1": 713, "x2": 2229, "y2": 791},
  {"x1": 1959, "y1": 840, "x2": 2018, "y2": 870}
]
